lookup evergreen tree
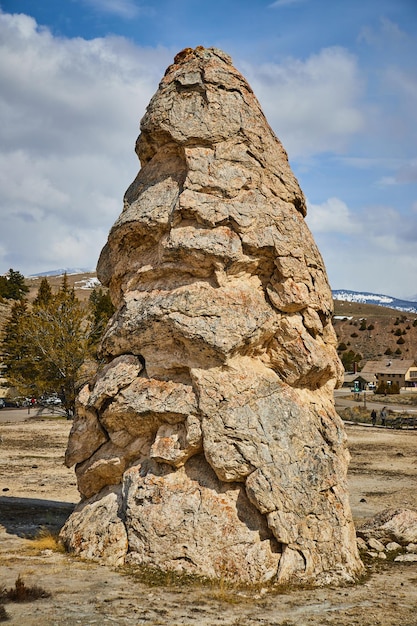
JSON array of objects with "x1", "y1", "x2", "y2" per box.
[
  {"x1": 0, "y1": 269, "x2": 29, "y2": 300},
  {"x1": 59, "y1": 272, "x2": 74, "y2": 298},
  {"x1": 33, "y1": 277, "x2": 53, "y2": 307},
  {"x1": 89, "y1": 287, "x2": 115, "y2": 347},
  {"x1": 0, "y1": 275, "x2": 7, "y2": 298},
  {"x1": 2, "y1": 287, "x2": 93, "y2": 417},
  {"x1": 341, "y1": 350, "x2": 362, "y2": 372},
  {"x1": 1, "y1": 300, "x2": 37, "y2": 394}
]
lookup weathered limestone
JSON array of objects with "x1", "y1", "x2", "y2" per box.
[
  {"x1": 358, "y1": 508, "x2": 417, "y2": 545},
  {"x1": 356, "y1": 509, "x2": 417, "y2": 562},
  {"x1": 60, "y1": 46, "x2": 363, "y2": 586}
]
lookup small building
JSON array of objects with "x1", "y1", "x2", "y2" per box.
[
  {"x1": 343, "y1": 372, "x2": 376, "y2": 391},
  {"x1": 361, "y1": 359, "x2": 417, "y2": 390},
  {"x1": 405, "y1": 364, "x2": 417, "y2": 388}
]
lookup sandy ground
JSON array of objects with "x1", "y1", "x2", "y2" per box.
[{"x1": 1, "y1": 410, "x2": 417, "y2": 625}]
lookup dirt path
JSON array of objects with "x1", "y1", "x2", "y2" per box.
[{"x1": 1, "y1": 417, "x2": 417, "y2": 625}]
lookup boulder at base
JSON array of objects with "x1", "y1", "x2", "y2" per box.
[{"x1": 60, "y1": 46, "x2": 363, "y2": 586}]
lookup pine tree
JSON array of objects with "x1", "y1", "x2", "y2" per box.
[
  {"x1": 2, "y1": 286, "x2": 93, "y2": 417},
  {"x1": 0, "y1": 269, "x2": 29, "y2": 300},
  {"x1": 341, "y1": 350, "x2": 362, "y2": 372},
  {"x1": 33, "y1": 277, "x2": 53, "y2": 307},
  {"x1": 1, "y1": 300, "x2": 37, "y2": 395},
  {"x1": 89, "y1": 287, "x2": 115, "y2": 347},
  {"x1": 59, "y1": 272, "x2": 73, "y2": 298}
]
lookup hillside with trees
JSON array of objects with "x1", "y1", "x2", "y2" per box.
[{"x1": 333, "y1": 300, "x2": 417, "y2": 371}]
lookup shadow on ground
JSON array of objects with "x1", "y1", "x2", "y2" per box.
[{"x1": 0, "y1": 496, "x2": 75, "y2": 538}]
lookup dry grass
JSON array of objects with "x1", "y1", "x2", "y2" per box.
[
  {"x1": 0, "y1": 575, "x2": 51, "y2": 603},
  {"x1": 124, "y1": 563, "x2": 270, "y2": 605},
  {"x1": 28, "y1": 527, "x2": 65, "y2": 554}
]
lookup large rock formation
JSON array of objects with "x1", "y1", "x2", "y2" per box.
[{"x1": 60, "y1": 47, "x2": 363, "y2": 586}]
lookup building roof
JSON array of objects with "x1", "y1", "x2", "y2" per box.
[
  {"x1": 344, "y1": 372, "x2": 376, "y2": 384},
  {"x1": 361, "y1": 359, "x2": 416, "y2": 375}
]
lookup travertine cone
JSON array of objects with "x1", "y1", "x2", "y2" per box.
[{"x1": 60, "y1": 47, "x2": 363, "y2": 585}]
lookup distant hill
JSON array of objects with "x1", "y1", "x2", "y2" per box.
[
  {"x1": 332, "y1": 289, "x2": 417, "y2": 314},
  {"x1": 25, "y1": 271, "x2": 100, "y2": 303},
  {"x1": 29, "y1": 267, "x2": 95, "y2": 278},
  {"x1": 332, "y1": 298, "x2": 417, "y2": 365}
]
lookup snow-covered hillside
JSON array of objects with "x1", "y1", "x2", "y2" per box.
[
  {"x1": 332, "y1": 290, "x2": 417, "y2": 314},
  {"x1": 29, "y1": 267, "x2": 95, "y2": 277}
]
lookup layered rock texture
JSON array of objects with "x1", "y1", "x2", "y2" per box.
[{"x1": 61, "y1": 47, "x2": 363, "y2": 585}]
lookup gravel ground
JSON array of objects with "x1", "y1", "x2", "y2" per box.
[{"x1": 1, "y1": 415, "x2": 417, "y2": 626}]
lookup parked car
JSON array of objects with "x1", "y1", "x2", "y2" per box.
[
  {"x1": 0, "y1": 399, "x2": 5, "y2": 409},
  {"x1": 11, "y1": 396, "x2": 31, "y2": 407},
  {"x1": 40, "y1": 394, "x2": 62, "y2": 405},
  {"x1": 45, "y1": 396, "x2": 62, "y2": 405},
  {"x1": 2, "y1": 398, "x2": 21, "y2": 407}
]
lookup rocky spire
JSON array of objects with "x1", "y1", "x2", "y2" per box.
[{"x1": 61, "y1": 47, "x2": 363, "y2": 586}]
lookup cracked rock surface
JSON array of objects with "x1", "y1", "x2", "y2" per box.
[{"x1": 60, "y1": 46, "x2": 363, "y2": 585}]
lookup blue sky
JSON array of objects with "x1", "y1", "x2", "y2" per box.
[{"x1": 0, "y1": 0, "x2": 416, "y2": 299}]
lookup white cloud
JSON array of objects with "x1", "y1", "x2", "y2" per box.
[
  {"x1": 80, "y1": 0, "x2": 145, "y2": 19},
  {"x1": 269, "y1": 0, "x2": 306, "y2": 7},
  {"x1": 240, "y1": 47, "x2": 364, "y2": 158},
  {"x1": 307, "y1": 200, "x2": 417, "y2": 297},
  {"x1": 358, "y1": 16, "x2": 408, "y2": 47},
  {"x1": 306, "y1": 197, "x2": 360, "y2": 235},
  {"x1": 0, "y1": 151, "x2": 68, "y2": 212},
  {"x1": 0, "y1": 12, "x2": 169, "y2": 158},
  {"x1": 0, "y1": 8, "x2": 415, "y2": 301},
  {"x1": 0, "y1": 11, "x2": 172, "y2": 274}
]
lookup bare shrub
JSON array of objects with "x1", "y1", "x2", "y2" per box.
[{"x1": 0, "y1": 575, "x2": 51, "y2": 603}]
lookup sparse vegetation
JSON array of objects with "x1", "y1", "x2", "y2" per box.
[
  {"x1": 2, "y1": 396, "x2": 417, "y2": 624},
  {"x1": 0, "y1": 604, "x2": 9, "y2": 622},
  {"x1": 333, "y1": 300, "x2": 417, "y2": 367},
  {"x1": 29, "y1": 527, "x2": 65, "y2": 553},
  {"x1": 0, "y1": 575, "x2": 50, "y2": 603}
]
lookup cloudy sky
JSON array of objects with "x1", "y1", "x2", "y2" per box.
[{"x1": 0, "y1": 0, "x2": 416, "y2": 299}]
